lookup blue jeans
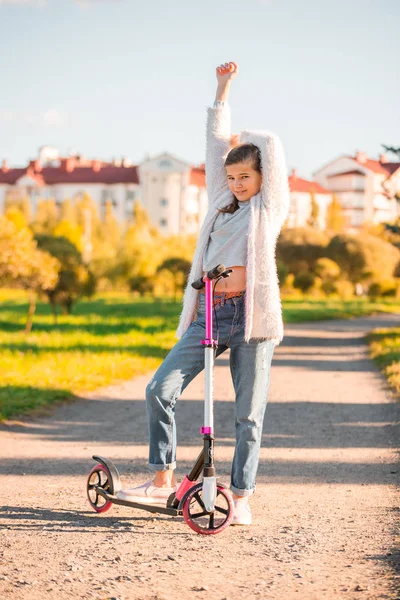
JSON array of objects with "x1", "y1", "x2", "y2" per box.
[{"x1": 145, "y1": 292, "x2": 275, "y2": 497}]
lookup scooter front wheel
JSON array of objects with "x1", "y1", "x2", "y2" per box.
[
  {"x1": 182, "y1": 482, "x2": 233, "y2": 535},
  {"x1": 87, "y1": 464, "x2": 113, "y2": 513}
]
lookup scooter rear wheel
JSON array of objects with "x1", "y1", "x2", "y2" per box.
[
  {"x1": 87, "y1": 464, "x2": 113, "y2": 513},
  {"x1": 182, "y1": 482, "x2": 233, "y2": 535}
]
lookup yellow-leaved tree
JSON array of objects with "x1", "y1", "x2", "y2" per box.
[
  {"x1": 5, "y1": 206, "x2": 28, "y2": 231},
  {"x1": 119, "y1": 201, "x2": 161, "y2": 294},
  {"x1": 0, "y1": 216, "x2": 60, "y2": 332},
  {"x1": 31, "y1": 198, "x2": 59, "y2": 235},
  {"x1": 307, "y1": 192, "x2": 320, "y2": 228},
  {"x1": 326, "y1": 194, "x2": 345, "y2": 233},
  {"x1": 53, "y1": 219, "x2": 83, "y2": 252}
]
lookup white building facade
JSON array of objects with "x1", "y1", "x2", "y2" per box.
[
  {"x1": 138, "y1": 153, "x2": 207, "y2": 235},
  {"x1": 0, "y1": 150, "x2": 207, "y2": 236},
  {"x1": 2, "y1": 147, "x2": 399, "y2": 236},
  {"x1": 287, "y1": 169, "x2": 332, "y2": 229},
  {"x1": 313, "y1": 152, "x2": 400, "y2": 230}
]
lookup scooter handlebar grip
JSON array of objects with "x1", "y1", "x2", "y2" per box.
[
  {"x1": 207, "y1": 264, "x2": 226, "y2": 280},
  {"x1": 191, "y1": 264, "x2": 226, "y2": 290},
  {"x1": 191, "y1": 277, "x2": 205, "y2": 290}
]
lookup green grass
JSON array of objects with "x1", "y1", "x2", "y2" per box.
[
  {"x1": 1, "y1": 291, "x2": 400, "y2": 420},
  {"x1": 282, "y1": 297, "x2": 400, "y2": 323},
  {"x1": 367, "y1": 328, "x2": 400, "y2": 396},
  {"x1": 0, "y1": 294, "x2": 180, "y2": 420}
]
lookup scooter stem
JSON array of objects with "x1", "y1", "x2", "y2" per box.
[
  {"x1": 201, "y1": 277, "x2": 217, "y2": 434},
  {"x1": 201, "y1": 276, "x2": 218, "y2": 511}
]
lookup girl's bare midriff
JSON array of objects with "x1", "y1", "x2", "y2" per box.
[{"x1": 203, "y1": 266, "x2": 246, "y2": 293}]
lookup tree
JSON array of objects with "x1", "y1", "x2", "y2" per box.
[
  {"x1": 128, "y1": 274, "x2": 154, "y2": 296},
  {"x1": 277, "y1": 261, "x2": 288, "y2": 286},
  {"x1": 94, "y1": 200, "x2": 121, "y2": 269},
  {"x1": 5, "y1": 206, "x2": 28, "y2": 231},
  {"x1": 314, "y1": 257, "x2": 341, "y2": 280},
  {"x1": 307, "y1": 192, "x2": 320, "y2": 228},
  {"x1": 157, "y1": 257, "x2": 191, "y2": 301},
  {"x1": 326, "y1": 232, "x2": 400, "y2": 284},
  {"x1": 60, "y1": 198, "x2": 78, "y2": 225},
  {"x1": 75, "y1": 192, "x2": 101, "y2": 264},
  {"x1": 132, "y1": 199, "x2": 157, "y2": 236},
  {"x1": 0, "y1": 216, "x2": 60, "y2": 332},
  {"x1": 104, "y1": 201, "x2": 198, "y2": 294},
  {"x1": 53, "y1": 219, "x2": 83, "y2": 251},
  {"x1": 326, "y1": 194, "x2": 345, "y2": 233},
  {"x1": 20, "y1": 195, "x2": 32, "y2": 223},
  {"x1": 35, "y1": 234, "x2": 95, "y2": 317},
  {"x1": 103, "y1": 200, "x2": 120, "y2": 248},
  {"x1": 314, "y1": 257, "x2": 341, "y2": 295},
  {"x1": 4, "y1": 194, "x2": 31, "y2": 223},
  {"x1": 110, "y1": 201, "x2": 160, "y2": 290},
  {"x1": 31, "y1": 198, "x2": 59, "y2": 235},
  {"x1": 276, "y1": 227, "x2": 330, "y2": 275},
  {"x1": 293, "y1": 271, "x2": 315, "y2": 293},
  {"x1": 382, "y1": 144, "x2": 400, "y2": 160}
]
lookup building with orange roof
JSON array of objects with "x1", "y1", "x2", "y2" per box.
[
  {"x1": 2, "y1": 146, "x2": 399, "y2": 236},
  {"x1": 0, "y1": 148, "x2": 207, "y2": 235},
  {"x1": 287, "y1": 169, "x2": 332, "y2": 229},
  {"x1": 313, "y1": 151, "x2": 400, "y2": 229}
]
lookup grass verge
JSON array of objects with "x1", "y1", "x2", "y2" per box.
[
  {"x1": 367, "y1": 328, "x2": 400, "y2": 396},
  {"x1": 1, "y1": 292, "x2": 400, "y2": 419}
]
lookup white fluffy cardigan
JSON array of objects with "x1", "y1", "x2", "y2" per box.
[{"x1": 176, "y1": 103, "x2": 290, "y2": 345}]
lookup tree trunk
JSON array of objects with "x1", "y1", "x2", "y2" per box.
[
  {"x1": 25, "y1": 289, "x2": 37, "y2": 334},
  {"x1": 51, "y1": 300, "x2": 58, "y2": 324},
  {"x1": 66, "y1": 298, "x2": 73, "y2": 314}
]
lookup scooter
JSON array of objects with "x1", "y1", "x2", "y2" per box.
[{"x1": 86, "y1": 264, "x2": 234, "y2": 535}]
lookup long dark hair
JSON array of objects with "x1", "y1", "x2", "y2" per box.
[{"x1": 219, "y1": 143, "x2": 262, "y2": 214}]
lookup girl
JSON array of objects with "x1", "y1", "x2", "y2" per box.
[{"x1": 117, "y1": 62, "x2": 290, "y2": 525}]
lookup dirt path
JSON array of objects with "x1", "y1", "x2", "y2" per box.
[{"x1": 1, "y1": 314, "x2": 399, "y2": 600}]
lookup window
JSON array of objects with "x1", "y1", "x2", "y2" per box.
[
  {"x1": 101, "y1": 188, "x2": 117, "y2": 210},
  {"x1": 159, "y1": 159, "x2": 172, "y2": 168},
  {"x1": 160, "y1": 198, "x2": 168, "y2": 207},
  {"x1": 126, "y1": 190, "x2": 136, "y2": 201},
  {"x1": 160, "y1": 218, "x2": 168, "y2": 227}
]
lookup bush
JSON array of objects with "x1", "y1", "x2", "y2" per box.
[
  {"x1": 326, "y1": 233, "x2": 400, "y2": 284},
  {"x1": 321, "y1": 280, "x2": 337, "y2": 295},
  {"x1": 129, "y1": 274, "x2": 154, "y2": 296},
  {"x1": 308, "y1": 276, "x2": 324, "y2": 298},
  {"x1": 277, "y1": 227, "x2": 330, "y2": 275},
  {"x1": 277, "y1": 261, "x2": 288, "y2": 286},
  {"x1": 156, "y1": 257, "x2": 191, "y2": 301},
  {"x1": 314, "y1": 257, "x2": 341, "y2": 280},
  {"x1": 334, "y1": 280, "x2": 354, "y2": 300},
  {"x1": 293, "y1": 271, "x2": 315, "y2": 293},
  {"x1": 368, "y1": 279, "x2": 399, "y2": 300},
  {"x1": 280, "y1": 273, "x2": 301, "y2": 297}
]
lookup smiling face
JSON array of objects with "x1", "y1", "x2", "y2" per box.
[{"x1": 226, "y1": 161, "x2": 263, "y2": 202}]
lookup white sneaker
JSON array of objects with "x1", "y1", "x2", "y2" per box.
[
  {"x1": 231, "y1": 499, "x2": 252, "y2": 525},
  {"x1": 116, "y1": 480, "x2": 177, "y2": 504}
]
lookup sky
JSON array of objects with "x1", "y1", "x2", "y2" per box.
[{"x1": 0, "y1": 0, "x2": 399, "y2": 179}]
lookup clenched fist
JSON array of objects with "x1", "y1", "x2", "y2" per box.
[{"x1": 216, "y1": 62, "x2": 239, "y2": 85}]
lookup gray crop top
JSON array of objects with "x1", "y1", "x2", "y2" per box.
[{"x1": 202, "y1": 200, "x2": 250, "y2": 271}]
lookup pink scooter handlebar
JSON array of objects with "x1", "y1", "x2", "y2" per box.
[{"x1": 191, "y1": 264, "x2": 232, "y2": 290}]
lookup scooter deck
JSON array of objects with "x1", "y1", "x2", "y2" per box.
[{"x1": 96, "y1": 487, "x2": 182, "y2": 516}]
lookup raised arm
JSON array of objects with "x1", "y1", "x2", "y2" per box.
[
  {"x1": 240, "y1": 128, "x2": 290, "y2": 234},
  {"x1": 205, "y1": 62, "x2": 238, "y2": 204}
]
